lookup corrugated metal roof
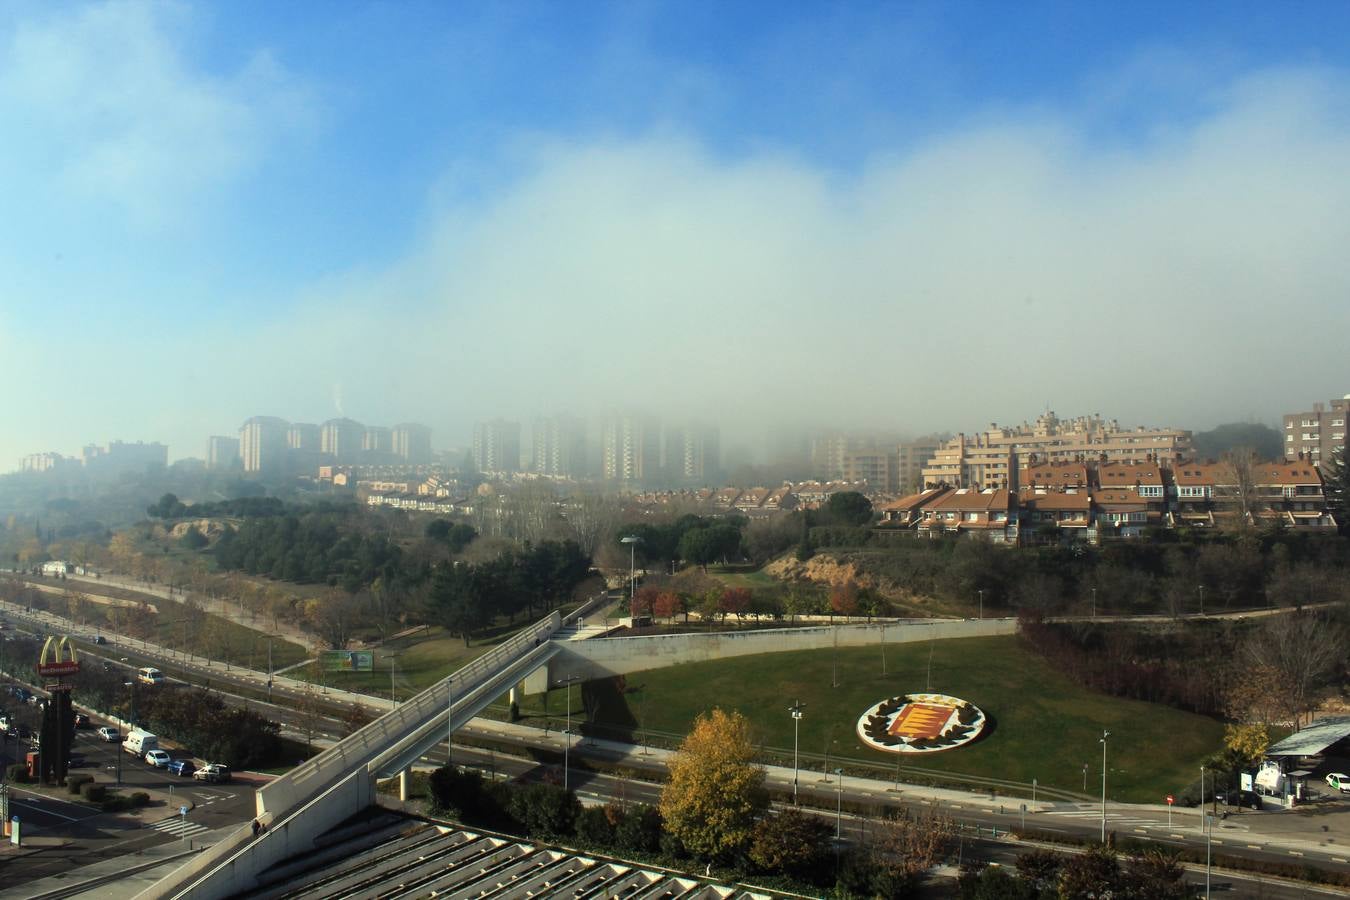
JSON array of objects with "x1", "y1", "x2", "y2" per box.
[{"x1": 1265, "y1": 715, "x2": 1350, "y2": 757}]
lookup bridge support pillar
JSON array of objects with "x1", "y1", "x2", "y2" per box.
[{"x1": 398, "y1": 768, "x2": 410, "y2": 802}]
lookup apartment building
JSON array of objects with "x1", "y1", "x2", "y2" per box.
[
  {"x1": 473, "y1": 419, "x2": 521, "y2": 474},
  {"x1": 915, "y1": 487, "x2": 1019, "y2": 543},
  {"x1": 320, "y1": 418, "x2": 366, "y2": 463},
  {"x1": 601, "y1": 414, "x2": 660, "y2": 482},
  {"x1": 240, "y1": 416, "x2": 289, "y2": 473},
  {"x1": 1283, "y1": 394, "x2": 1348, "y2": 465},
  {"x1": 206, "y1": 435, "x2": 240, "y2": 470},
  {"x1": 531, "y1": 416, "x2": 586, "y2": 478},
  {"x1": 392, "y1": 423, "x2": 433, "y2": 464},
  {"x1": 921, "y1": 412, "x2": 1191, "y2": 489},
  {"x1": 287, "y1": 423, "x2": 321, "y2": 452}
]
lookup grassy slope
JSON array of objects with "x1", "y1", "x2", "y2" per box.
[{"x1": 520, "y1": 635, "x2": 1222, "y2": 804}]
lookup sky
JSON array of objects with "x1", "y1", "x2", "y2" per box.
[{"x1": 3, "y1": 0, "x2": 1350, "y2": 468}]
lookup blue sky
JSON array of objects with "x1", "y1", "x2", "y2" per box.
[{"x1": 3, "y1": 1, "x2": 1350, "y2": 467}]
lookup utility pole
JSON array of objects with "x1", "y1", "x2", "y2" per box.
[{"x1": 1100, "y1": 731, "x2": 1110, "y2": 843}]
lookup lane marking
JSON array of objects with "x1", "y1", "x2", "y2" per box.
[
  {"x1": 1332, "y1": 857, "x2": 1348, "y2": 863},
  {"x1": 1288, "y1": 851, "x2": 1304, "y2": 857},
  {"x1": 1247, "y1": 844, "x2": 1261, "y2": 850},
  {"x1": 10, "y1": 799, "x2": 85, "y2": 822}
]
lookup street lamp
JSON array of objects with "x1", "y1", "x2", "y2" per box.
[
  {"x1": 1099, "y1": 731, "x2": 1110, "y2": 843},
  {"x1": 1198, "y1": 585, "x2": 1205, "y2": 617},
  {"x1": 561, "y1": 675, "x2": 581, "y2": 792},
  {"x1": 834, "y1": 768, "x2": 844, "y2": 839},
  {"x1": 620, "y1": 536, "x2": 642, "y2": 608},
  {"x1": 789, "y1": 700, "x2": 805, "y2": 804},
  {"x1": 977, "y1": 589, "x2": 984, "y2": 620},
  {"x1": 1091, "y1": 587, "x2": 1097, "y2": 618}
]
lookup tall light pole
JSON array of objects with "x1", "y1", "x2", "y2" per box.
[
  {"x1": 1091, "y1": 587, "x2": 1097, "y2": 618},
  {"x1": 1199, "y1": 765, "x2": 1205, "y2": 832},
  {"x1": 446, "y1": 678, "x2": 454, "y2": 767},
  {"x1": 834, "y1": 768, "x2": 844, "y2": 839},
  {"x1": 789, "y1": 700, "x2": 805, "y2": 804},
  {"x1": 561, "y1": 675, "x2": 580, "y2": 792},
  {"x1": 1198, "y1": 584, "x2": 1205, "y2": 617},
  {"x1": 1099, "y1": 731, "x2": 1110, "y2": 843},
  {"x1": 977, "y1": 589, "x2": 984, "y2": 620},
  {"x1": 620, "y1": 536, "x2": 642, "y2": 609}
]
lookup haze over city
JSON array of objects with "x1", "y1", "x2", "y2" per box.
[{"x1": 4, "y1": 1, "x2": 1350, "y2": 467}]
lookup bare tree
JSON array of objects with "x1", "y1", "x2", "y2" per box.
[
  {"x1": 563, "y1": 489, "x2": 621, "y2": 556},
  {"x1": 1242, "y1": 611, "x2": 1347, "y2": 726}
]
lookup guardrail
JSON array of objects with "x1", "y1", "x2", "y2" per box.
[{"x1": 258, "y1": 610, "x2": 560, "y2": 817}]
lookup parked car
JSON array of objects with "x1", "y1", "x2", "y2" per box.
[
  {"x1": 1326, "y1": 773, "x2": 1350, "y2": 793},
  {"x1": 93, "y1": 635, "x2": 107, "y2": 645},
  {"x1": 1215, "y1": 789, "x2": 1261, "y2": 810},
  {"x1": 194, "y1": 763, "x2": 231, "y2": 784},
  {"x1": 144, "y1": 749, "x2": 171, "y2": 768},
  {"x1": 167, "y1": 759, "x2": 196, "y2": 777},
  {"x1": 97, "y1": 726, "x2": 120, "y2": 742},
  {"x1": 73, "y1": 713, "x2": 90, "y2": 728}
]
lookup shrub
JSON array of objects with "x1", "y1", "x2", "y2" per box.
[
  {"x1": 131, "y1": 792, "x2": 151, "y2": 807},
  {"x1": 573, "y1": 806, "x2": 614, "y2": 846},
  {"x1": 81, "y1": 782, "x2": 108, "y2": 803},
  {"x1": 67, "y1": 775, "x2": 94, "y2": 794},
  {"x1": 101, "y1": 795, "x2": 133, "y2": 813},
  {"x1": 7, "y1": 764, "x2": 30, "y2": 783}
]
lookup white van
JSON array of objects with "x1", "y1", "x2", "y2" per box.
[
  {"x1": 137, "y1": 667, "x2": 165, "y2": 685},
  {"x1": 123, "y1": 730, "x2": 159, "y2": 756}
]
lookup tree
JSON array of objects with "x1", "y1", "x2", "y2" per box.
[
  {"x1": 659, "y1": 708, "x2": 766, "y2": 860},
  {"x1": 1242, "y1": 611, "x2": 1347, "y2": 726},
  {"x1": 868, "y1": 807, "x2": 958, "y2": 892},
  {"x1": 1223, "y1": 722, "x2": 1270, "y2": 768},
  {"x1": 1322, "y1": 443, "x2": 1349, "y2": 534},
  {"x1": 631, "y1": 585, "x2": 659, "y2": 618},
  {"x1": 823, "y1": 491, "x2": 873, "y2": 527},
  {"x1": 748, "y1": 807, "x2": 833, "y2": 877},
  {"x1": 652, "y1": 590, "x2": 682, "y2": 621},
  {"x1": 427, "y1": 563, "x2": 490, "y2": 646},
  {"x1": 719, "y1": 587, "x2": 751, "y2": 623},
  {"x1": 829, "y1": 580, "x2": 858, "y2": 621}
]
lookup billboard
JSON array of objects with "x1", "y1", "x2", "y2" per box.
[{"x1": 320, "y1": 650, "x2": 374, "y2": 673}]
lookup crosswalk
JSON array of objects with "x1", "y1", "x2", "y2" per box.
[
  {"x1": 1042, "y1": 808, "x2": 1202, "y2": 831},
  {"x1": 148, "y1": 817, "x2": 211, "y2": 839}
]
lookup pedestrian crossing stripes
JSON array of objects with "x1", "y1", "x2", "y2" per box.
[
  {"x1": 148, "y1": 818, "x2": 211, "y2": 838},
  {"x1": 1041, "y1": 810, "x2": 1192, "y2": 829}
]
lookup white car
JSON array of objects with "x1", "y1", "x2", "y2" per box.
[
  {"x1": 97, "y1": 726, "x2": 120, "y2": 742},
  {"x1": 144, "y1": 749, "x2": 171, "y2": 768},
  {"x1": 1326, "y1": 773, "x2": 1350, "y2": 793}
]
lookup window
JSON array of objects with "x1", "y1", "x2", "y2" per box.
[
  {"x1": 1334, "y1": 432, "x2": 1345, "y2": 441},
  {"x1": 1333, "y1": 419, "x2": 1345, "y2": 427},
  {"x1": 1286, "y1": 434, "x2": 1294, "y2": 442}
]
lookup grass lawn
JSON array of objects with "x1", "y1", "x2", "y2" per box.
[
  {"x1": 149, "y1": 598, "x2": 310, "y2": 670},
  {"x1": 517, "y1": 635, "x2": 1223, "y2": 804}
]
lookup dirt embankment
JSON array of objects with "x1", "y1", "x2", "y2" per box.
[
  {"x1": 166, "y1": 519, "x2": 231, "y2": 542},
  {"x1": 764, "y1": 553, "x2": 936, "y2": 610}
]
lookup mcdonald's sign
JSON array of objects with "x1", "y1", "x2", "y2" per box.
[{"x1": 37, "y1": 635, "x2": 81, "y2": 677}]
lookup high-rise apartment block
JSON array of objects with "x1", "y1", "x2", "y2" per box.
[
  {"x1": 531, "y1": 416, "x2": 586, "y2": 478},
  {"x1": 473, "y1": 419, "x2": 521, "y2": 473},
  {"x1": 392, "y1": 423, "x2": 433, "y2": 464},
  {"x1": 207, "y1": 436, "x2": 240, "y2": 470},
  {"x1": 665, "y1": 424, "x2": 720, "y2": 482},
  {"x1": 602, "y1": 415, "x2": 660, "y2": 482},
  {"x1": 287, "y1": 423, "x2": 321, "y2": 451},
  {"x1": 239, "y1": 416, "x2": 289, "y2": 473},
  {"x1": 921, "y1": 412, "x2": 1191, "y2": 490},
  {"x1": 1283, "y1": 394, "x2": 1348, "y2": 466},
  {"x1": 321, "y1": 418, "x2": 366, "y2": 463},
  {"x1": 363, "y1": 426, "x2": 393, "y2": 455}
]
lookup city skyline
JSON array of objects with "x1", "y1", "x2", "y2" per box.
[{"x1": 3, "y1": 3, "x2": 1350, "y2": 470}]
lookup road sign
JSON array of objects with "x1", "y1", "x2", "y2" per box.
[
  {"x1": 1166, "y1": 794, "x2": 1174, "y2": 805},
  {"x1": 179, "y1": 805, "x2": 189, "y2": 816}
]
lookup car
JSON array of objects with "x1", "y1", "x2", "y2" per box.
[
  {"x1": 1215, "y1": 789, "x2": 1262, "y2": 810},
  {"x1": 92, "y1": 635, "x2": 107, "y2": 645},
  {"x1": 73, "y1": 713, "x2": 90, "y2": 728},
  {"x1": 167, "y1": 759, "x2": 196, "y2": 777},
  {"x1": 194, "y1": 763, "x2": 231, "y2": 784},
  {"x1": 144, "y1": 749, "x2": 171, "y2": 768},
  {"x1": 97, "y1": 726, "x2": 120, "y2": 742},
  {"x1": 1326, "y1": 773, "x2": 1350, "y2": 793}
]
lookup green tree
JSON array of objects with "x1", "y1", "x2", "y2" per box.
[
  {"x1": 1322, "y1": 443, "x2": 1349, "y2": 534},
  {"x1": 748, "y1": 807, "x2": 833, "y2": 877},
  {"x1": 659, "y1": 708, "x2": 766, "y2": 860},
  {"x1": 427, "y1": 563, "x2": 489, "y2": 646},
  {"x1": 823, "y1": 490, "x2": 873, "y2": 526}
]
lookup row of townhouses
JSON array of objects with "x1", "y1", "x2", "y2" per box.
[{"x1": 878, "y1": 457, "x2": 1338, "y2": 543}]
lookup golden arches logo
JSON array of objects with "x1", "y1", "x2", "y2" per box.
[{"x1": 37, "y1": 635, "x2": 81, "y2": 676}]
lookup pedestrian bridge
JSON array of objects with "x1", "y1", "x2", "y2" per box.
[{"x1": 138, "y1": 605, "x2": 1014, "y2": 899}]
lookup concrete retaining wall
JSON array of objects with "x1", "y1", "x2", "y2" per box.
[{"x1": 546, "y1": 618, "x2": 1017, "y2": 682}]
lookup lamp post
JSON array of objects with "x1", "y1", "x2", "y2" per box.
[
  {"x1": 789, "y1": 700, "x2": 805, "y2": 804},
  {"x1": 834, "y1": 768, "x2": 844, "y2": 839},
  {"x1": 446, "y1": 677, "x2": 454, "y2": 768},
  {"x1": 977, "y1": 589, "x2": 984, "y2": 620},
  {"x1": 1099, "y1": 731, "x2": 1110, "y2": 843},
  {"x1": 561, "y1": 675, "x2": 580, "y2": 792},
  {"x1": 620, "y1": 536, "x2": 642, "y2": 608},
  {"x1": 1199, "y1": 765, "x2": 1205, "y2": 832},
  {"x1": 1091, "y1": 588, "x2": 1097, "y2": 618},
  {"x1": 1198, "y1": 585, "x2": 1205, "y2": 617},
  {"x1": 388, "y1": 653, "x2": 400, "y2": 705}
]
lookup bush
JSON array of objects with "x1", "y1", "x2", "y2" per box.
[
  {"x1": 508, "y1": 783, "x2": 580, "y2": 840},
  {"x1": 101, "y1": 794, "x2": 133, "y2": 813},
  {"x1": 614, "y1": 804, "x2": 663, "y2": 854},
  {"x1": 67, "y1": 775, "x2": 94, "y2": 794},
  {"x1": 7, "y1": 764, "x2": 30, "y2": 783},
  {"x1": 573, "y1": 806, "x2": 615, "y2": 846},
  {"x1": 131, "y1": 792, "x2": 151, "y2": 807},
  {"x1": 81, "y1": 782, "x2": 108, "y2": 803}
]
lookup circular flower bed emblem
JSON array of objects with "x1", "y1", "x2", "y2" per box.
[{"x1": 856, "y1": 693, "x2": 986, "y2": 753}]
